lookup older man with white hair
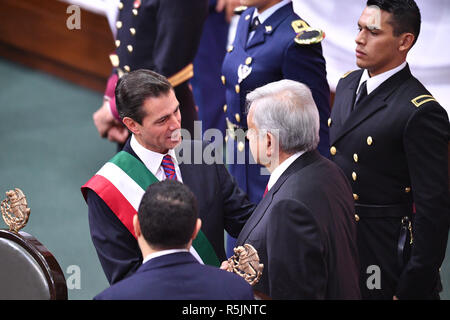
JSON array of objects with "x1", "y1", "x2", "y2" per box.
[{"x1": 234, "y1": 79, "x2": 361, "y2": 299}]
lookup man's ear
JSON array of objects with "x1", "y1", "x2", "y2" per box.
[
  {"x1": 191, "y1": 218, "x2": 202, "y2": 241},
  {"x1": 133, "y1": 214, "x2": 141, "y2": 238},
  {"x1": 398, "y1": 32, "x2": 415, "y2": 53},
  {"x1": 123, "y1": 117, "x2": 140, "y2": 135}
]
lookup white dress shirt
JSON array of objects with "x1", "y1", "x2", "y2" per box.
[
  {"x1": 357, "y1": 61, "x2": 408, "y2": 95},
  {"x1": 267, "y1": 150, "x2": 304, "y2": 191},
  {"x1": 130, "y1": 134, "x2": 183, "y2": 182},
  {"x1": 142, "y1": 249, "x2": 189, "y2": 265}
]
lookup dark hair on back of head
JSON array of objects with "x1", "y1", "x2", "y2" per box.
[
  {"x1": 115, "y1": 69, "x2": 172, "y2": 124},
  {"x1": 366, "y1": 0, "x2": 421, "y2": 45},
  {"x1": 137, "y1": 180, "x2": 198, "y2": 250}
]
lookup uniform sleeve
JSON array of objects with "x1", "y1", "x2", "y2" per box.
[
  {"x1": 86, "y1": 189, "x2": 142, "y2": 285},
  {"x1": 215, "y1": 163, "x2": 256, "y2": 238},
  {"x1": 282, "y1": 41, "x2": 331, "y2": 155},
  {"x1": 266, "y1": 199, "x2": 327, "y2": 299},
  {"x1": 153, "y1": 0, "x2": 208, "y2": 77},
  {"x1": 396, "y1": 103, "x2": 450, "y2": 299}
]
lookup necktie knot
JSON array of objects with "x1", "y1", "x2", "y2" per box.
[
  {"x1": 353, "y1": 80, "x2": 368, "y2": 110},
  {"x1": 161, "y1": 155, "x2": 177, "y2": 181},
  {"x1": 249, "y1": 16, "x2": 260, "y2": 32}
]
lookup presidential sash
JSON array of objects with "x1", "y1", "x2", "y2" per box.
[{"x1": 81, "y1": 151, "x2": 220, "y2": 267}]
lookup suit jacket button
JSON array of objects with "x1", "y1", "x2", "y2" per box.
[{"x1": 330, "y1": 146, "x2": 337, "y2": 156}]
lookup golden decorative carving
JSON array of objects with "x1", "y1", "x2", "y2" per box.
[
  {"x1": 227, "y1": 244, "x2": 263, "y2": 286},
  {"x1": 1, "y1": 188, "x2": 31, "y2": 233}
]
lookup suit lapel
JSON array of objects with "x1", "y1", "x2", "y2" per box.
[
  {"x1": 332, "y1": 65, "x2": 413, "y2": 145},
  {"x1": 245, "y1": 3, "x2": 292, "y2": 50},
  {"x1": 237, "y1": 151, "x2": 321, "y2": 245}
]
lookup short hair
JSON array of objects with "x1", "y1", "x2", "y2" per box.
[
  {"x1": 115, "y1": 69, "x2": 172, "y2": 124},
  {"x1": 367, "y1": 0, "x2": 421, "y2": 45},
  {"x1": 246, "y1": 79, "x2": 320, "y2": 153},
  {"x1": 137, "y1": 180, "x2": 198, "y2": 250}
]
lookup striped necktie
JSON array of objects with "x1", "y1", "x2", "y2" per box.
[{"x1": 161, "y1": 155, "x2": 178, "y2": 181}]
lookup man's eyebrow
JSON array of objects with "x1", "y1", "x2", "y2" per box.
[{"x1": 155, "y1": 104, "x2": 180, "y2": 123}]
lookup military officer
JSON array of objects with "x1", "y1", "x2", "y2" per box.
[
  {"x1": 330, "y1": 0, "x2": 449, "y2": 300},
  {"x1": 93, "y1": 0, "x2": 208, "y2": 143},
  {"x1": 221, "y1": 0, "x2": 331, "y2": 207}
]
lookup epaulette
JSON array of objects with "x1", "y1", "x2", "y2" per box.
[
  {"x1": 341, "y1": 70, "x2": 357, "y2": 79},
  {"x1": 292, "y1": 20, "x2": 325, "y2": 45},
  {"x1": 411, "y1": 95, "x2": 437, "y2": 108},
  {"x1": 233, "y1": 6, "x2": 248, "y2": 15}
]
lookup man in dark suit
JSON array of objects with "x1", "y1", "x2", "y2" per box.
[
  {"x1": 232, "y1": 79, "x2": 360, "y2": 299},
  {"x1": 94, "y1": 180, "x2": 254, "y2": 300},
  {"x1": 221, "y1": 0, "x2": 331, "y2": 258},
  {"x1": 329, "y1": 0, "x2": 449, "y2": 300},
  {"x1": 93, "y1": 0, "x2": 209, "y2": 143},
  {"x1": 82, "y1": 69, "x2": 255, "y2": 285}
]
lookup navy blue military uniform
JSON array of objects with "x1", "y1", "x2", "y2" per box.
[
  {"x1": 108, "y1": 0, "x2": 208, "y2": 134},
  {"x1": 191, "y1": 0, "x2": 229, "y2": 135},
  {"x1": 221, "y1": 2, "x2": 330, "y2": 205},
  {"x1": 330, "y1": 65, "x2": 450, "y2": 299}
]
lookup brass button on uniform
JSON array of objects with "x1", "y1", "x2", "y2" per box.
[
  {"x1": 115, "y1": 40, "x2": 121, "y2": 47},
  {"x1": 116, "y1": 21, "x2": 123, "y2": 29},
  {"x1": 355, "y1": 214, "x2": 360, "y2": 222},
  {"x1": 223, "y1": 104, "x2": 227, "y2": 113},
  {"x1": 327, "y1": 118, "x2": 332, "y2": 127},
  {"x1": 330, "y1": 146, "x2": 337, "y2": 156},
  {"x1": 132, "y1": 8, "x2": 138, "y2": 16},
  {"x1": 245, "y1": 14, "x2": 251, "y2": 20},
  {"x1": 227, "y1": 45, "x2": 234, "y2": 53},
  {"x1": 367, "y1": 136, "x2": 373, "y2": 146},
  {"x1": 352, "y1": 172, "x2": 357, "y2": 181},
  {"x1": 353, "y1": 193, "x2": 359, "y2": 201},
  {"x1": 235, "y1": 114, "x2": 241, "y2": 123},
  {"x1": 353, "y1": 153, "x2": 359, "y2": 163},
  {"x1": 405, "y1": 187, "x2": 411, "y2": 193},
  {"x1": 127, "y1": 45, "x2": 133, "y2": 53},
  {"x1": 118, "y1": 2, "x2": 124, "y2": 10},
  {"x1": 245, "y1": 57, "x2": 252, "y2": 65},
  {"x1": 221, "y1": 75, "x2": 226, "y2": 85},
  {"x1": 124, "y1": 65, "x2": 130, "y2": 72},
  {"x1": 235, "y1": 84, "x2": 240, "y2": 94},
  {"x1": 130, "y1": 28, "x2": 136, "y2": 36}
]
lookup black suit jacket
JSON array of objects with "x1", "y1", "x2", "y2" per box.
[
  {"x1": 85, "y1": 139, "x2": 255, "y2": 284},
  {"x1": 236, "y1": 150, "x2": 360, "y2": 299},
  {"x1": 330, "y1": 65, "x2": 450, "y2": 299}
]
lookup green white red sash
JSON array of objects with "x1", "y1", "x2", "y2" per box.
[{"x1": 81, "y1": 151, "x2": 220, "y2": 267}]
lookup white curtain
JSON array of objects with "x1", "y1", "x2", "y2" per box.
[{"x1": 293, "y1": 0, "x2": 450, "y2": 115}]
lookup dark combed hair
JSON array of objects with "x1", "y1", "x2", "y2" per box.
[
  {"x1": 367, "y1": 0, "x2": 421, "y2": 45},
  {"x1": 137, "y1": 180, "x2": 198, "y2": 250},
  {"x1": 115, "y1": 69, "x2": 172, "y2": 124}
]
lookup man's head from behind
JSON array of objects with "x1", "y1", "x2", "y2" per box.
[
  {"x1": 134, "y1": 180, "x2": 201, "y2": 252},
  {"x1": 246, "y1": 79, "x2": 319, "y2": 172},
  {"x1": 116, "y1": 69, "x2": 182, "y2": 153}
]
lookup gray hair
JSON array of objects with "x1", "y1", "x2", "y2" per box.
[{"x1": 246, "y1": 79, "x2": 320, "y2": 153}]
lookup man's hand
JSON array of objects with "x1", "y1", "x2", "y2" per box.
[
  {"x1": 216, "y1": 0, "x2": 242, "y2": 22},
  {"x1": 93, "y1": 99, "x2": 116, "y2": 138},
  {"x1": 220, "y1": 260, "x2": 230, "y2": 271},
  {"x1": 107, "y1": 124, "x2": 129, "y2": 144}
]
